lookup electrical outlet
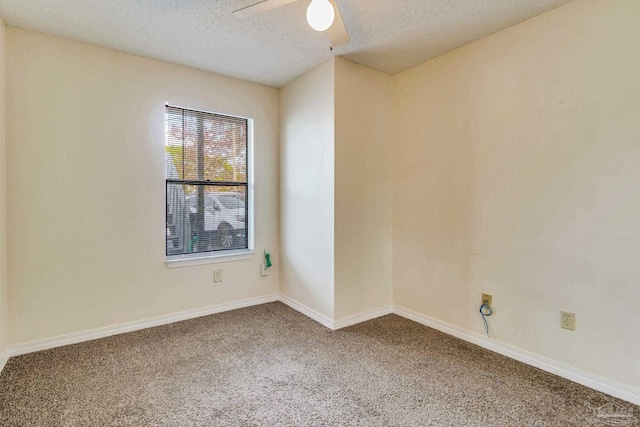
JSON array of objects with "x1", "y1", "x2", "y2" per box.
[
  {"x1": 260, "y1": 264, "x2": 269, "y2": 276},
  {"x1": 481, "y1": 293, "x2": 492, "y2": 306},
  {"x1": 561, "y1": 311, "x2": 575, "y2": 331},
  {"x1": 214, "y1": 269, "x2": 222, "y2": 283}
]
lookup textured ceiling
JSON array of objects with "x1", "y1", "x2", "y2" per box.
[{"x1": 0, "y1": 0, "x2": 574, "y2": 87}]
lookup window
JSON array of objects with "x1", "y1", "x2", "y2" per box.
[{"x1": 165, "y1": 105, "x2": 250, "y2": 259}]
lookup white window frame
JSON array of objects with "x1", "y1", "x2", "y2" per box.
[{"x1": 165, "y1": 105, "x2": 254, "y2": 268}]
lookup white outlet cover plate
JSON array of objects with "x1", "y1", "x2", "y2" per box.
[
  {"x1": 561, "y1": 311, "x2": 575, "y2": 331},
  {"x1": 260, "y1": 265, "x2": 269, "y2": 276}
]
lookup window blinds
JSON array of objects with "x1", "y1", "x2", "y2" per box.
[{"x1": 165, "y1": 105, "x2": 249, "y2": 256}]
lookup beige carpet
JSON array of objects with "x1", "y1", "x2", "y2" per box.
[{"x1": 0, "y1": 302, "x2": 637, "y2": 426}]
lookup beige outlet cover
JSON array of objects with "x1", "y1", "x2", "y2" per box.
[{"x1": 561, "y1": 311, "x2": 576, "y2": 331}]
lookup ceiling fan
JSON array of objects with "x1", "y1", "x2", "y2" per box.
[{"x1": 233, "y1": 0, "x2": 350, "y2": 49}]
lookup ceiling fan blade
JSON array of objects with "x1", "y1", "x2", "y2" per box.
[
  {"x1": 328, "y1": 0, "x2": 350, "y2": 47},
  {"x1": 233, "y1": 0, "x2": 300, "y2": 18}
]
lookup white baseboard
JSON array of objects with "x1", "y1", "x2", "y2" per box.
[
  {"x1": 2, "y1": 294, "x2": 637, "y2": 407},
  {"x1": 0, "y1": 350, "x2": 9, "y2": 373},
  {"x1": 333, "y1": 305, "x2": 393, "y2": 329},
  {"x1": 393, "y1": 305, "x2": 640, "y2": 406},
  {"x1": 0, "y1": 294, "x2": 384, "y2": 362},
  {"x1": 278, "y1": 294, "x2": 335, "y2": 329},
  {"x1": 277, "y1": 295, "x2": 392, "y2": 330},
  {"x1": 7, "y1": 294, "x2": 279, "y2": 358}
]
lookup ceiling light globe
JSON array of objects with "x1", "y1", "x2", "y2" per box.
[{"x1": 306, "y1": 0, "x2": 335, "y2": 32}]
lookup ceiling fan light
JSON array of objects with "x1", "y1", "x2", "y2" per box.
[{"x1": 306, "y1": 0, "x2": 335, "y2": 32}]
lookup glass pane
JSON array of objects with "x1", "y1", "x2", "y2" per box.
[
  {"x1": 167, "y1": 108, "x2": 247, "y2": 183},
  {"x1": 165, "y1": 107, "x2": 184, "y2": 180},
  {"x1": 203, "y1": 116, "x2": 247, "y2": 182},
  {"x1": 167, "y1": 183, "x2": 248, "y2": 255},
  {"x1": 182, "y1": 110, "x2": 201, "y2": 181}
]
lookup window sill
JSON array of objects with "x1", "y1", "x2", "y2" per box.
[{"x1": 166, "y1": 250, "x2": 254, "y2": 268}]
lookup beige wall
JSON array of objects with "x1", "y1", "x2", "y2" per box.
[
  {"x1": 5, "y1": 28, "x2": 280, "y2": 344},
  {"x1": 392, "y1": 0, "x2": 640, "y2": 390},
  {"x1": 280, "y1": 57, "x2": 393, "y2": 321},
  {"x1": 280, "y1": 59, "x2": 335, "y2": 318},
  {"x1": 334, "y1": 58, "x2": 392, "y2": 319},
  {"x1": 0, "y1": 18, "x2": 7, "y2": 355}
]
